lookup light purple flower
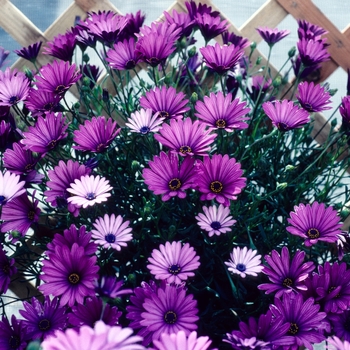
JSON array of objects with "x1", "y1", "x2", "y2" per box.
[
  {"x1": 256, "y1": 27, "x2": 290, "y2": 46},
  {"x1": 0, "y1": 170, "x2": 26, "y2": 206},
  {"x1": 297, "y1": 81, "x2": 332, "y2": 112},
  {"x1": 125, "y1": 108, "x2": 164, "y2": 134}
]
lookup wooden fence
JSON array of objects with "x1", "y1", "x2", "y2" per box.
[{"x1": 1, "y1": 0, "x2": 350, "y2": 297}]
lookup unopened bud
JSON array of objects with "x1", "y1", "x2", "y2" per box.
[
  {"x1": 288, "y1": 46, "x2": 296, "y2": 58},
  {"x1": 188, "y1": 46, "x2": 196, "y2": 57},
  {"x1": 276, "y1": 182, "x2": 288, "y2": 190}
]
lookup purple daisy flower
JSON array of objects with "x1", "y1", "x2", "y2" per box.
[
  {"x1": 47, "y1": 224, "x2": 97, "y2": 256},
  {"x1": 340, "y1": 96, "x2": 350, "y2": 130},
  {"x1": 195, "y1": 92, "x2": 250, "y2": 131},
  {"x1": 95, "y1": 276, "x2": 133, "y2": 299},
  {"x1": 67, "y1": 174, "x2": 112, "y2": 209},
  {"x1": 140, "y1": 86, "x2": 190, "y2": 120},
  {"x1": 41, "y1": 321, "x2": 145, "y2": 350},
  {"x1": 297, "y1": 38, "x2": 330, "y2": 67},
  {"x1": 106, "y1": 38, "x2": 141, "y2": 70},
  {"x1": 73, "y1": 116, "x2": 120, "y2": 153},
  {"x1": 19, "y1": 296, "x2": 67, "y2": 340},
  {"x1": 256, "y1": 27, "x2": 290, "y2": 46},
  {"x1": 0, "y1": 192, "x2": 41, "y2": 237},
  {"x1": 328, "y1": 336, "x2": 350, "y2": 350},
  {"x1": 164, "y1": 9, "x2": 195, "y2": 38},
  {"x1": 224, "y1": 333, "x2": 271, "y2": 349},
  {"x1": 286, "y1": 201, "x2": 342, "y2": 246},
  {"x1": 262, "y1": 100, "x2": 310, "y2": 131},
  {"x1": 43, "y1": 29, "x2": 76, "y2": 62},
  {"x1": 222, "y1": 31, "x2": 250, "y2": 48},
  {"x1": 195, "y1": 204, "x2": 236, "y2": 237},
  {"x1": 80, "y1": 64, "x2": 101, "y2": 89},
  {"x1": 140, "y1": 284, "x2": 199, "y2": 345},
  {"x1": 153, "y1": 330, "x2": 215, "y2": 350},
  {"x1": 297, "y1": 81, "x2": 332, "y2": 112},
  {"x1": 39, "y1": 243, "x2": 99, "y2": 307},
  {"x1": 25, "y1": 88, "x2": 62, "y2": 117},
  {"x1": 329, "y1": 310, "x2": 350, "y2": 341},
  {"x1": 0, "y1": 69, "x2": 30, "y2": 107},
  {"x1": 119, "y1": 10, "x2": 145, "y2": 41},
  {"x1": 195, "y1": 13, "x2": 229, "y2": 42},
  {"x1": 258, "y1": 246, "x2": 315, "y2": 297},
  {"x1": 35, "y1": 60, "x2": 81, "y2": 96},
  {"x1": 0, "y1": 170, "x2": 26, "y2": 206},
  {"x1": 298, "y1": 20, "x2": 328, "y2": 41},
  {"x1": 196, "y1": 154, "x2": 246, "y2": 206},
  {"x1": 225, "y1": 246, "x2": 263, "y2": 278},
  {"x1": 21, "y1": 112, "x2": 69, "y2": 153},
  {"x1": 270, "y1": 293, "x2": 328, "y2": 350},
  {"x1": 68, "y1": 296, "x2": 121, "y2": 328},
  {"x1": 14, "y1": 41, "x2": 42, "y2": 63},
  {"x1": 200, "y1": 43, "x2": 245, "y2": 75},
  {"x1": 142, "y1": 151, "x2": 197, "y2": 201},
  {"x1": 44, "y1": 160, "x2": 91, "y2": 216},
  {"x1": 0, "y1": 315, "x2": 29, "y2": 350},
  {"x1": 125, "y1": 109, "x2": 163, "y2": 134},
  {"x1": 0, "y1": 120, "x2": 12, "y2": 151},
  {"x1": 91, "y1": 214, "x2": 132, "y2": 251},
  {"x1": 0, "y1": 247, "x2": 17, "y2": 294},
  {"x1": 147, "y1": 241, "x2": 200, "y2": 284},
  {"x1": 155, "y1": 118, "x2": 216, "y2": 156}
]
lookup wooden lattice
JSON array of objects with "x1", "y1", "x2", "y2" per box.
[{"x1": 1, "y1": 0, "x2": 350, "y2": 296}]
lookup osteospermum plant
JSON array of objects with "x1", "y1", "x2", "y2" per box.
[{"x1": 1, "y1": 2, "x2": 350, "y2": 350}]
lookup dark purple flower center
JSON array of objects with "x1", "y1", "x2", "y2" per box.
[
  {"x1": 179, "y1": 145, "x2": 192, "y2": 154},
  {"x1": 43, "y1": 102, "x2": 54, "y2": 111},
  {"x1": 288, "y1": 322, "x2": 299, "y2": 335},
  {"x1": 148, "y1": 57, "x2": 161, "y2": 66},
  {"x1": 210, "y1": 180, "x2": 223, "y2": 193},
  {"x1": 125, "y1": 59, "x2": 136, "y2": 69},
  {"x1": 9, "y1": 96, "x2": 19, "y2": 105},
  {"x1": 140, "y1": 126, "x2": 150, "y2": 134},
  {"x1": 168, "y1": 264, "x2": 181, "y2": 275},
  {"x1": 24, "y1": 163, "x2": 34, "y2": 172},
  {"x1": 276, "y1": 122, "x2": 290, "y2": 132},
  {"x1": 96, "y1": 143, "x2": 106, "y2": 152},
  {"x1": 168, "y1": 178, "x2": 182, "y2": 191},
  {"x1": 210, "y1": 221, "x2": 221, "y2": 230},
  {"x1": 68, "y1": 273, "x2": 80, "y2": 284},
  {"x1": 159, "y1": 111, "x2": 169, "y2": 119},
  {"x1": 302, "y1": 102, "x2": 314, "y2": 112},
  {"x1": 105, "y1": 233, "x2": 116, "y2": 243},
  {"x1": 47, "y1": 139, "x2": 57, "y2": 149},
  {"x1": 3, "y1": 264, "x2": 10, "y2": 274},
  {"x1": 9, "y1": 335, "x2": 20, "y2": 348},
  {"x1": 283, "y1": 277, "x2": 293, "y2": 287},
  {"x1": 28, "y1": 211, "x2": 35, "y2": 221},
  {"x1": 307, "y1": 228, "x2": 320, "y2": 239},
  {"x1": 0, "y1": 195, "x2": 6, "y2": 205},
  {"x1": 164, "y1": 310, "x2": 177, "y2": 324},
  {"x1": 55, "y1": 85, "x2": 67, "y2": 94},
  {"x1": 215, "y1": 119, "x2": 226, "y2": 128},
  {"x1": 86, "y1": 193, "x2": 96, "y2": 200},
  {"x1": 236, "y1": 263, "x2": 246, "y2": 272},
  {"x1": 38, "y1": 318, "x2": 51, "y2": 331}
]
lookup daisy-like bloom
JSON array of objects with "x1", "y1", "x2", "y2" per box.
[
  {"x1": 195, "y1": 92, "x2": 250, "y2": 131},
  {"x1": 43, "y1": 29, "x2": 76, "y2": 62},
  {"x1": 0, "y1": 248, "x2": 17, "y2": 294},
  {"x1": 95, "y1": 276, "x2": 133, "y2": 299},
  {"x1": 106, "y1": 38, "x2": 141, "y2": 70},
  {"x1": 0, "y1": 315, "x2": 29, "y2": 350},
  {"x1": 39, "y1": 243, "x2": 99, "y2": 307},
  {"x1": 224, "y1": 334, "x2": 270, "y2": 349},
  {"x1": 297, "y1": 81, "x2": 332, "y2": 112},
  {"x1": 164, "y1": 9, "x2": 195, "y2": 38},
  {"x1": 67, "y1": 174, "x2": 112, "y2": 209},
  {"x1": 329, "y1": 310, "x2": 350, "y2": 342},
  {"x1": 258, "y1": 247, "x2": 315, "y2": 297},
  {"x1": 262, "y1": 100, "x2": 310, "y2": 131},
  {"x1": 35, "y1": 60, "x2": 81, "y2": 96},
  {"x1": 14, "y1": 41, "x2": 42, "y2": 63},
  {"x1": 73, "y1": 116, "x2": 120, "y2": 153},
  {"x1": 297, "y1": 19, "x2": 328, "y2": 41},
  {"x1": 0, "y1": 170, "x2": 26, "y2": 206},
  {"x1": 0, "y1": 192, "x2": 41, "y2": 237},
  {"x1": 44, "y1": 160, "x2": 91, "y2": 216},
  {"x1": 196, "y1": 154, "x2": 246, "y2": 206},
  {"x1": 256, "y1": 27, "x2": 290, "y2": 46},
  {"x1": 41, "y1": 320, "x2": 145, "y2": 350},
  {"x1": 140, "y1": 284, "x2": 199, "y2": 345},
  {"x1": 246, "y1": 75, "x2": 272, "y2": 103},
  {"x1": 155, "y1": 118, "x2": 216, "y2": 156},
  {"x1": 147, "y1": 241, "x2": 200, "y2": 284},
  {"x1": 340, "y1": 96, "x2": 350, "y2": 130},
  {"x1": 0, "y1": 120, "x2": 12, "y2": 151},
  {"x1": 91, "y1": 214, "x2": 132, "y2": 251},
  {"x1": 195, "y1": 13, "x2": 229, "y2": 42},
  {"x1": 195, "y1": 204, "x2": 236, "y2": 237},
  {"x1": 140, "y1": 86, "x2": 190, "y2": 120},
  {"x1": 286, "y1": 201, "x2": 342, "y2": 246},
  {"x1": 328, "y1": 336, "x2": 350, "y2": 350},
  {"x1": 142, "y1": 151, "x2": 197, "y2": 201},
  {"x1": 47, "y1": 224, "x2": 96, "y2": 256},
  {"x1": 0, "y1": 69, "x2": 30, "y2": 106},
  {"x1": 68, "y1": 296, "x2": 121, "y2": 328},
  {"x1": 270, "y1": 293, "x2": 328, "y2": 350},
  {"x1": 153, "y1": 331, "x2": 215, "y2": 350},
  {"x1": 297, "y1": 38, "x2": 330, "y2": 67},
  {"x1": 119, "y1": 10, "x2": 145, "y2": 41},
  {"x1": 25, "y1": 88, "x2": 62, "y2": 117},
  {"x1": 80, "y1": 64, "x2": 101, "y2": 89},
  {"x1": 19, "y1": 296, "x2": 67, "y2": 341},
  {"x1": 200, "y1": 43, "x2": 245, "y2": 75},
  {"x1": 225, "y1": 246, "x2": 263, "y2": 278},
  {"x1": 21, "y1": 112, "x2": 69, "y2": 153},
  {"x1": 222, "y1": 31, "x2": 250, "y2": 48},
  {"x1": 126, "y1": 109, "x2": 164, "y2": 135}
]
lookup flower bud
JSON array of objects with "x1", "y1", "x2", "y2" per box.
[
  {"x1": 276, "y1": 182, "x2": 288, "y2": 190},
  {"x1": 188, "y1": 46, "x2": 196, "y2": 57},
  {"x1": 83, "y1": 53, "x2": 90, "y2": 63},
  {"x1": 273, "y1": 76, "x2": 282, "y2": 88},
  {"x1": 190, "y1": 92, "x2": 198, "y2": 104},
  {"x1": 285, "y1": 164, "x2": 296, "y2": 171},
  {"x1": 288, "y1": 46, "x2": 296, "y2": 57}
]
